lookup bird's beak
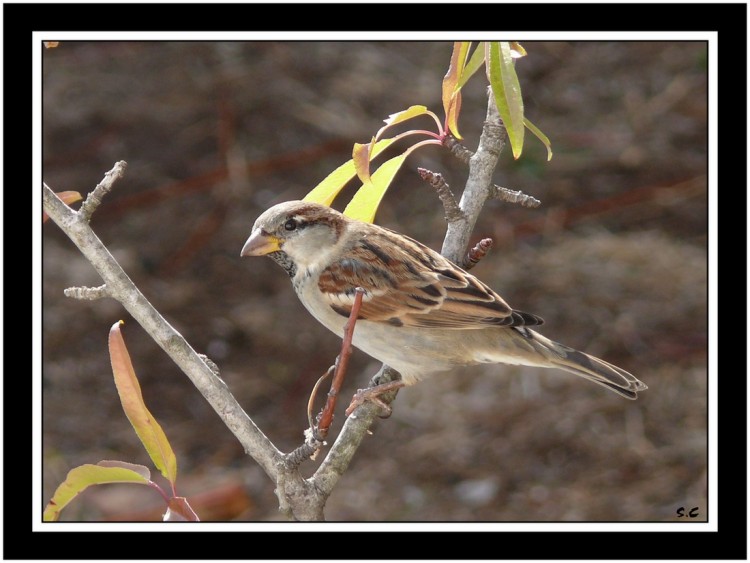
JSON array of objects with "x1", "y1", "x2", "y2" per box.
[{"x1": 240, "y1": 229, "x2": 282, "y2": 257}]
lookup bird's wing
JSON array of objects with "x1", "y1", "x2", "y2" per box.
[{"x1": 316, "y1": 229, "x2": 543, "y2": 329}]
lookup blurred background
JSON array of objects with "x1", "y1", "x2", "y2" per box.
[{"x1": 42, "y1": 41, "x2": 708, "y2": 522}]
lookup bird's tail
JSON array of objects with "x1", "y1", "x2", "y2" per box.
[{"x1": 523, "y1": 328, "x2": 647, "y2": 399}]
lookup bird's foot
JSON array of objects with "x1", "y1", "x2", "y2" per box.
[{"x1": 345, "y1": 380, "x2": 405, "y2": 418}]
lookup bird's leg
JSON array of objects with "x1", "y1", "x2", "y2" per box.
[{"x1": 311, "y1": 288, "x2": 365, "y2": 441}]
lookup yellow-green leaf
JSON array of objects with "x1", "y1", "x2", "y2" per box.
[
  {"x1": 445, "y1": 90, "x2": 463, "y2": 139},
  {"x1": 454, "y1": 42, "x2": 486, "y2": 92},
  {"x1": 43, "y1": 463, "x2": 150, "y2": 521},
  {"x1": 343, "y1": 152, "x2": 408, "y2": 223},
  {"x1": 109, "y1": 321, "x2": 177, "y2": 484},
  {"x1": 381, "y1": 105, "x2": 429, "y2": 132},
  {"x1": 524, "y1": 117, "x2": 553, "y2": 161},
  {"x1": 98, "y1": 459, "x2": 152, "y2": 480},
  {"x1": 487, "y1": 41, "x2": 525, "y2": 159},
  {"x1": 352, "y1": 140, "x2": 375, "y2": 187},
  {"x1": 302, "y1": 138, "x2": 397, "y2": 206}
]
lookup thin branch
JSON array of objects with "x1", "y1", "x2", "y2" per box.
[
  {"x1": 311, "y1": 366, "x2": 401, "y2": 498},
  {"x1": 490, "y1": 185, "x2": 541, "y2": 208},
  {"x1": 418, "y1": 167, "x2": 464, "y2": 223},
  {"x1": 286, "y1": 437, "x2": 322, "y2": 469},
  {"x1": 43, "y1": 173, "x2": 285, "y2": 484},
  {"x1": 443, "y1": 134, "x2": 473, "y2": 165},
  {"x1": 79, "y1": 160, "x2": 128, "y2": 221},
  {"x1": 64, "y1": 284, "x2": 110, "y2": 300},
  {"x1": 441, "y1": 87, "x2": 506, "y2": 263}
]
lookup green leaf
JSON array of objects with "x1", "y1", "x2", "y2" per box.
[
  {"x1": 109, "y1": 321, "x2": 178, "y2": 485},
  {"x1": 487, "y1": 41, "x2": 525, "y2": 159},
  {"x1": 302, "y1": 138, "x2": 397, "y2": 206},
  {"x1": 524, "y1": 117, "x2": 553, "y2": 161},
  {"x1": 454, "y1": 42, "x2": 486, "y2": 92},
  {"x1": 43, "y1": 463, "x2": 151, "y2": 521},
  {"x1": 343, "y1": 152, "x2": 408, "y2": 223}
]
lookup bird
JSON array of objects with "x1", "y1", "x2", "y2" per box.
[{"x1": 241, "y1": 200, "x2": 647, "y2": 404}]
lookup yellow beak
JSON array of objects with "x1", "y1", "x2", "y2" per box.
[{"x1": 240, "y1": 229, "x2": 282, "y2": 257}]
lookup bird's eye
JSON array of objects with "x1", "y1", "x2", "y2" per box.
[{"x1": 284, "y1": 219, "x2": 297, "y2": 231}]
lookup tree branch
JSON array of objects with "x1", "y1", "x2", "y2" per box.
[
  {"x1": 441, "y1": 88, "x2": 506, "y2": 263},
  {"x1": 43, "y1": 170, "x2": 285, "y2": 485}
]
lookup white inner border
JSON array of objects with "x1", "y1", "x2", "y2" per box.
[{"x1": 32, "y1": 31, "x2": 718, "y2": 533}]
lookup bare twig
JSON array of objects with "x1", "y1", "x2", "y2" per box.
[
  {"x1": 443, "y1": 135, "x2": 473, "y2": 165},
  {"x1": 63, "y1": 284, "x2": 110, "y2": 300},
  {"x1": 491, "y1": 185, "x2": 541, "y2": 208},
  {"x1": 463, "y1": 238, "x2": 494, "y2": 270},
  {"x1": 441, "y1": 87, "x2": 506, "y2": 263},
  {"x1": 418, "y1": 167, "x2": 464, "y2": 223},
  {"x1": 285, "y1": 438, "x2": 322, "y2": 469},
  {"x1": 79, "y1": 160, "x2": 128, "y2": 221}
]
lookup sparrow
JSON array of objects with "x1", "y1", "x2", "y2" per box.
[{"x1": 241, "y1": 200, "x2": 647, "y2": 400}]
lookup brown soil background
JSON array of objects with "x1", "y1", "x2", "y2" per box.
[{"x1": 42, "y1": 41, "x2": 708, "y2": 522}]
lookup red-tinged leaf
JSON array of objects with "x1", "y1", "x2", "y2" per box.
[
  {"x1": 163, "y1": 497, "x2": 200, "y2": 521},
  {"x1": 455, "y1": 42, "x2": 486, "y2": 92},
  {"x1": 487, "y1": 41, "x2": 525, "y2": 159},
  {"x1": 352, "y1": 139, "x2": 375, "y2": 187},
  {"x1": 109, "y1": 321, "x2": 178, "y2": 485},
  {"x1": 302, "y1": 138, "x2": 397, "y2": 206},
  {"x1": 43, "y1": 191, "x2": 82, "y2": 222},
  {"x1": 442, "y1": 42, "x2": 470, "y2": 117},
  {"x1": 442, "y1": 42, "x2": 471, "y2": 139},
  {"x1": 524, "y1": 117, "x2": 553, "y2": 161},
  {"x1": 43, "y1": 463, "x2": 151, "y2": 521},
  {"x1": 343, "y1": 152, "x2": 408, "y2": 223}
]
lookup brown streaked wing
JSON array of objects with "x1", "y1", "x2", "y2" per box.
[{"x1": 317, "y1": 228, "x2": 543, "y2": 329}]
